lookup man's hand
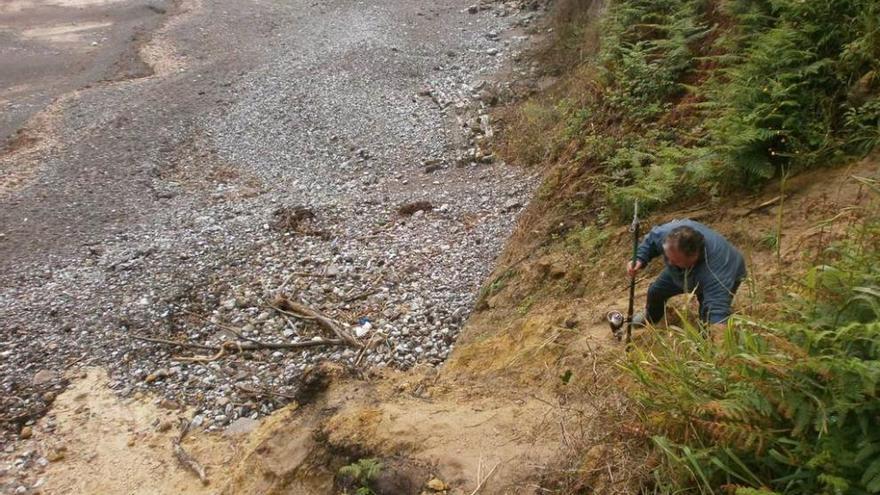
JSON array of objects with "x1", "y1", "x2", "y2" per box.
[{"x1": 626, "y1": 259, "x2": 643, "y2": 278}]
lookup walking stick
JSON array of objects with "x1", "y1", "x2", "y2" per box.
[{"x1": 626, "y1": 200, "x2": 640, "y2": 345}]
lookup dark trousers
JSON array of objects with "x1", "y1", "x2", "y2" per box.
[{"x1": 645, "y1": 268, "x2": 742, "y2": 324}]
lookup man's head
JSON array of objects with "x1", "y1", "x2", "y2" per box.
[{"x1": 663, "y1": 226, "x2": 704, "y2": 269}]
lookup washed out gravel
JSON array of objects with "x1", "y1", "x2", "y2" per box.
[{"x1": 0, "y1": 0, "x2": 548, "y2": 453}]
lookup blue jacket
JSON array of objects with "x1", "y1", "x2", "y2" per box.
[{"x1": 636, "y1": 219, "x2": 746, "y2": 323}]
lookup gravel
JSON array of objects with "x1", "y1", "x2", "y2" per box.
[{"x1": 0, "y1": 0, "x2": 547, "y2": 454}]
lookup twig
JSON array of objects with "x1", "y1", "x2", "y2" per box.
[
  {"x1": 130, "y1": 335, "x2": 343, "y2": 352},
  {"x1": 342, "y1": 288, "x2": 380, "y2": 303},
  {"x1": 173, "y1": 341, "x2": 239, "y2": 363},
  {"x1": 235, "y1": 384, "x2": 297, "y2": 401},
  {"x1": 470, "y1": 462, "x2": 500, "y2": 495},
  {"x1": 354, "y1": 333, "x2": 379, "y2": 366},
  {"x1": 180, "y1": 309, "x2": 263, "y2": 345},
  {"x1": 741, "y1": 194, "x2": 787, "y2": 216},
  {"x1": 270, "y1": 305, "x2": 317, "y2": 321},
  {"x1": 271, "y1": 296, "x2": 362, "y2": 348},
  {"x1": 173, "y1": 419, "x2": 208, "y2": 485},
  {"x1": 130, "y1": 335, "x2": 216, "y2": 351}
]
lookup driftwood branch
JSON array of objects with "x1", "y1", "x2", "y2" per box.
[
  {"x1": 271, "y1": 296, "x2": 362, "y2": 348},
  {"x1": 173, "y1": 419, "x2": 208, "y2": 485},
  {"x1": 130, "y1": 335, "x2": 343, "y2": 352}
]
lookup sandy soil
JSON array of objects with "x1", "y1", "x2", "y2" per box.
[{"x1": 21, "y1": 368, "x2": 235, "y2": 494}]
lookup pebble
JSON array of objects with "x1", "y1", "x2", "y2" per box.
[
  {"x1": 32, "y1": 370, "x2": 56, "y2": 386},
  {"x1": 427, "y1": 478, "x2": 447, "y2": 491},
  {"x1": 45, "y1": 449, "x2": 65, "y2": 462}
]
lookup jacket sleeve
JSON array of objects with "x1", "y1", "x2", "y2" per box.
[{"x1": 635, "y1": 225, "x2": 666, "y2": 266}]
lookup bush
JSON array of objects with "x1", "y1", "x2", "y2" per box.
[
  {"x1": 526, "y1": 0, "x2": 880, "y2": 217},
  {"x1": 625, "y1": 193, "x2": 880, "y2": 494}
]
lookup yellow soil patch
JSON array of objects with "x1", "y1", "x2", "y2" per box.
[
  {"x1": 29, "y1": 368, "x2": 236, "y2": 494},
  {"x1": 20, "y1": 21, "x2": 111, "y2": 43},
  {"x1": 0, "y1": 0, "x2": 126, "y2": 13}
]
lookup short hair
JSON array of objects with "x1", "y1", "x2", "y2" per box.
[{"x1": 664, "y1": 226, "x2": 704, "y2": 257}]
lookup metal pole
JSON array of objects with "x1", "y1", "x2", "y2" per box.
[{"x1": 626, "y1": 200, "x2": 640, "y2": 344}]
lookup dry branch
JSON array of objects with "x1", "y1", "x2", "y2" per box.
[
  {"x1": 470, "y1": 462, "x2": 500, "y2": 495},
  {"x1": 271, "y1": 296, "x2": 362, "y2": 348},
  {"x1": 173, "y1": 419, "x2": 208, "y2": 485},
  {"x1": 742, "y1": 194, "x2": 788, "y2": 216},
  {"x1": 130, "y1": 335, "x2": 343, "y2": 353}
]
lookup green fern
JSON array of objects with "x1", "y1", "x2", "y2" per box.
[{"x1": 338, "y1": 458, "x2": 383, "y2": 495}]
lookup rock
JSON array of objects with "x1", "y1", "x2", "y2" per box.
[
  {"x1": 158, "y1": 398, "x2": 180, "y2": 410},
  {"x1": 45, "y1": 448, "x2": 65, "y2": 462},
  {"x1": 145, "y1": 369, "x2": 170, "y2": 383},
  {"x1": 217, "y1": 397, "x2": 230, "y2": 407},
  {"x1": 271, "y1": 205, "x2": 316, "y2": 232},
  {"x1": 424, "y1": 162, "x2": 443, "y2": 174},
  {"x1": 426, "y1": 477, "x2": 447, "y2": 491},
  {"x1": 224, "y1": 417, "x2": 259, "y2": 436},
  {"x1": 503, "y1": 200, "x2": 522, "y2": 212},
  {"x1": 467, "y1": 4, "x2": 478, "y2": 13},
  {"x1": 191, "y1": 415, "x2": 205, "y2": 428},
  {"x1": 32, "y1": 370, "x2": 56, "y2": 386},
  {"x1": 19, "y1": 426, "x2": 33, "y2": 439},
  {"x1": 156, "y1": 420, "x2": 174, "y2": 432},
  {"x1": 398, "y1": 201, "x2": 433, "y2": 216}
]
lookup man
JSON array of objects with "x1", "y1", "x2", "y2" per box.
[{"x1": 626, "y1": 219, "x2": 746, "y2": 330}]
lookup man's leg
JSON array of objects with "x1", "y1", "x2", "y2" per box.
[
  {"x1": 645, "y1": 268, "x2": 683, "y2": 324},
  {"x1": 697, "y1": 266, "x2": 746, "y2": 323}
]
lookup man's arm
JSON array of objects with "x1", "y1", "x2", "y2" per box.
[{"x1": 635, "y1": 225, "x2": 667, "y2": 266}]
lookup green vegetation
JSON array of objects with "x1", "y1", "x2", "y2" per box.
[
  {"x1": 338, "y1": 458, "x2": 383, "y2": 495},
  {"x1": 564, "y1": 225, "x2": 611, "y2": 254},
  {"x1": 506, "y1": 0, "x2": 879, "y2": 218},
  {"x1": 493, "y1": 0, "x2": 879, "y2": 492},
  {"x1": 625, "y1": 185, "x2": 880, "y2": 494}
]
